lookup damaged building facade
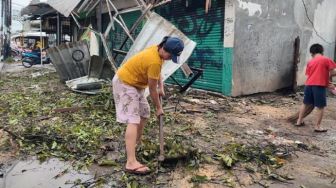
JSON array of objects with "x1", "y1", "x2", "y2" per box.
[
  {"x1": 228, "y1": 0, "x2": 336, "y2": 96},
  {"x1": 20, "y1": 0, "x2": 336, "y2": 96}
]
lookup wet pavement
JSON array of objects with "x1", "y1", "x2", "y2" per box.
[
  {"x1": 0, "y1": 62, "x2": 95, "y2": 188},
  {"x1": 0, "y1": 62, "x2": 55, "y2": 73},
  {"x1": 0, "y1": 158, "x2": 93, "y2": 188}
]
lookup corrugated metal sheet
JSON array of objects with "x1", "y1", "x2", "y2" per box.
[
  {"x1": 47, "y1": 41, "x2": 90, "y2": 82},
  {"x1": 122, "y1": 12, "x2": 196, "y2": 96},
  {"x1": 20, "y1": 3, "x2": 54, "y2": 16},
  {"x1": 48, "y1": 41, "x2": 114, "y2": 94},
  {"x1": 101, "y1": 0, "x2": 141, "y2": 14},
  {"x1": 155, "y1": 0, "x2": 225, "y2": 93},
  {"x1": 47, "y1": 0, "x2": 81, "y2": 17}
]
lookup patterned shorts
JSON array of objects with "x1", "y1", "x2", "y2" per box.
[{"x1": 112, "y1": 75, "x2": 150, "y2": 124}]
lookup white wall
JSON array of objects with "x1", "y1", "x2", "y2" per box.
[
  {"x1": 231, "y1": 0, "x2": 336, "y2": 96},
  {"x1": 295, "y1": 0, "x2": 336, "y2": 84}
]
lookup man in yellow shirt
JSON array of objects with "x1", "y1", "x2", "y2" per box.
[{"x1": 112, "y1": 36, "x2": 184, "y2": 174}]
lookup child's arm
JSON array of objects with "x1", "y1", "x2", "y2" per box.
[
  {"x1": 328, "y1": 83, "x2": 336, "y2": 95},
  {"x1": 328, "y1": 83, "x2": 336, "y2": 90},
  {"x1": 330, "y1": 68, "x2": 336, "y2": 77}
]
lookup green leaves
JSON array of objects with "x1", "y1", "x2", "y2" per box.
[
  {"x1": 8, "y1": 118, "x2": 19, "y2": 125},
  {"x1": 216, "y1": 154, "x2": 235, "y2": 168},
  {"x1": 51, "y1": 141, "x2": 57, "y2": 150},
  {"x1": 0, "y1": 72, "x2": 119, "y2": 169},
  {"x1": 127, "y1": 181, "x2": 139, "y2": 188}
]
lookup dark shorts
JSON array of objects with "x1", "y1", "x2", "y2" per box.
[{"x1": 303, "y1": 86, "x2": 326, "y2": 108}]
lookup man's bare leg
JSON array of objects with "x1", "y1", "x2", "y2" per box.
[
  {"x1": 136, "y1": 118, "x2": 147, "y2": 145},
  {"x1": 125, "y1": 123, "x2": 149, "y2": 172}
]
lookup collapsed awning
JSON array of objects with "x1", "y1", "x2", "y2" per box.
[
  {"x1": 21, "y1": 0, "x2": 81, "y2": 17},
  {"x1": 47, "y1": 12, "x2": 197, "y2": 95},
  {"x1": 20, "y1": 2, "x2": 55, "y2": 16},
  {"x1": 21, "y1": 0, "x2": 169, "y2": 18},
  {"x1": 47, "y1": 0, "x2": 82, "y2": 17}
]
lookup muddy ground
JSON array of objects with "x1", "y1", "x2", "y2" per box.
[{"x1": 0, "y1": 62, "x2": 336, "y2": 188}]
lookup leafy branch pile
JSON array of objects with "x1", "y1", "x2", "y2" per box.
[
  {"x1": 0, "y1": 70, "x2": 297, "y2": 187},
  {"x1": 0, "y1": 71, "x2": 204, "y2": 187},
  {"x1": 0, "y1": 72, "x2": 120, "y2": 165}
]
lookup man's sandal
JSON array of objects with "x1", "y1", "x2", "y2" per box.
[{"x1": 125, "y1": 165, "x2": 150, "y2": 175}]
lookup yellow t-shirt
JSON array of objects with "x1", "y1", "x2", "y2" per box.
[{"x1": 117, "y1": 45, "x2": 163, "y2": 89}]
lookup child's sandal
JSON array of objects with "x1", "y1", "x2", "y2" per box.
[{"x1": 295, "y1": 122, "x2": 305, "y2": 127}]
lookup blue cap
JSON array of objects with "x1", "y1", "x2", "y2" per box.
[{"x1": 163, "y1": 37, "x2": 184, "y2": 63}]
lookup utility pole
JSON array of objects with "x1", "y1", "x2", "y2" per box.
[
  {"x1": 6, "y1": 0, "x2": 12, "y2": 59},
  {"x1": 1, "y1": 0, "x2": 4, "y2": 59},
  {"x1": 1, "y1": 0, "x2": 12, "y2": 60}
]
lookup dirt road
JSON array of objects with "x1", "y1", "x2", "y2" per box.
[{"x1": 0, "y1": 62, "x2": 335, "y2": 188}]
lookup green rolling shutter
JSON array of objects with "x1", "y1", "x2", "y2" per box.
[{"x1": 155, "y1": 0, "x2": 225, "y2": 93}]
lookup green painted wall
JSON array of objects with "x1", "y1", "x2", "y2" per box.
[{"x1": 223, "y1": 48, "x2": 233, "y2": 95}]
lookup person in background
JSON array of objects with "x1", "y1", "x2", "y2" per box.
[{"x1": 296, "y1": 43, "x2": 336, "y2": 132}]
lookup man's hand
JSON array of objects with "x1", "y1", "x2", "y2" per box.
[
  {"x1": 156, "y1": 106, "x2": 164, "y2": 117},
  {"x1": 158, "y1": 88, "x2": 165, "y2": 97}
]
